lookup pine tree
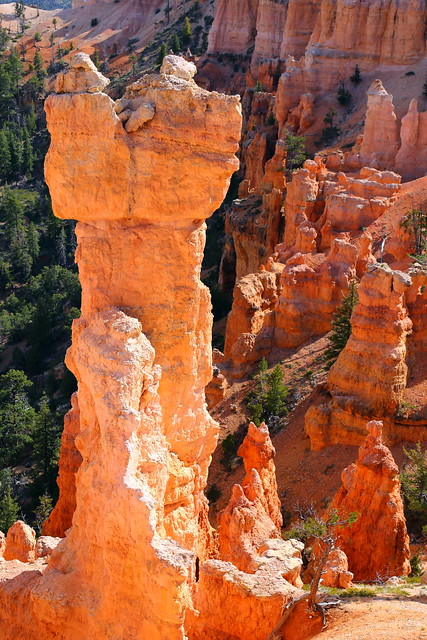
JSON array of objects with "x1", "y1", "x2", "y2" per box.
[
  {"x1": 401, "y1": 444, "x2": 427, "y2": 535},
  {"x1": 264, "y1": 365, "x2": 288, "y2": 418},
  {"x1": 182, "y1": 16, "x2": 192, "y2": 45},
  {"x1": 170, "y1": 34, "x2": 181, "y2": 53},
  {"x1": 31, "y1": 394, "x2": 60, "y2": 483},
  {"x1": 0, "y1": 369, "x2": 37, "y2": 466},
  {"x1": 0, "y1": 129, "x2": 11, "y2": 179},
  {"x1": 0, "y1": 185, "x2": 24, "y2": 238},
  {"x1": 33, "y1": 50, "x2": 46, "y2": 86},
  {"x1": 0, "y1": 484, "x2": 19, "y2": 533},
  {"x1": 350, "y1": 64, "x2": 362, "y2": 85},
  {"x1": 91, "y1": 48, "x2": 100, "y2": 70},
  {"x1": 325, "y1": 280, "x2": 359, "y2": 365},
  {"x1": 27, "y1": 222, "x2": 39, "y2": 260},
  {"x1": 157, "y1": 42, "x2": 167, "y2": 67},
  {"x1": 21, "y1": 126, "x2": 34, "y2": 177}
]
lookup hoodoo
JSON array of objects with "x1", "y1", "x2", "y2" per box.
[{"x1": 0, "y1": 54, "x2": 242, "y2": 640}]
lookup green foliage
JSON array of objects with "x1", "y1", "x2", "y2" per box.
[
  {"x1": 31, "y1": 394, "x2": 61, "y2": 488},
  {"x1": 34, "y1": 32, "x2": 42, "y2": 43},
  {"x1": 157, "y1": 43, "x2": 167, "y2": 67},
  {"x1": 409, "y1": 554, "x2": 423, "y2": 577},
  {"x1": 170, "y1": 33, "x2": 181, "y2": 53},
  {"x1": 350, "y1": 64, "x2": 362, "y2": 85},
  {"x1": 400, "y1": 208, "x2": 427, "y2": 261},
  {"x1": 255, "y1": 81, "x2": 264, "y2": 92},
  {"x1": 283, "y1": 130, "x2": 307, "y2": 178},
  {"x1": 0, "y1": 484, "x2": 19, "y2": 533},
  {"x1": 182, "y1": 16, "x2": 192, "y2": 45},
  {"x1": 325, "y1": 280, "x2": 358, "y2": 366},
  {"x1": 401, "y1": 444, "x2": 427, "y2": 534},
  {"x1": 90, "y1": 17, "x2": 98, "y2": 28},
  {"x1": 0, "y1": 369, "x2": 36, "y2": 466},
  {"x1": 246, "y1": 359, "x2": 288, "y2": 427},
  {"x1": 91, "y1": 48, "x2": 100, "y2": 70},
  {"x1": 319, "y1": 109, "x2": 341, "y2": 145},
  {"x1": 337, "y1": 81, "x2": 352, "y2": 106},
  {"x1": 33, "y1": 491, "x2": 53, "y2": 535}
]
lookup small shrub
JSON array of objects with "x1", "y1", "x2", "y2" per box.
[
  {"x1": 405, "y1": 71, "x2": 415, "y2": 76},
  {"x1": 409, "y1": 554, "x2": 423, "y2": 577},
  {"x1": 267, "y1": 112, "x2": 276, "y2": 126},
  {"x1": 255, "y1": 80, "x2": 264, "y2": 92},
  {"x1": 34, "y1": 31, "x2": 42, "y2": 42},
  {"x1": 90, "y1": 17, "x2": 98, "y2": 27}
]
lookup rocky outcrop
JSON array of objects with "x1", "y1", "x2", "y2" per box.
[
  {"x1": 42, "y1": 393, "x2": 81, "y2": 537},
  {"x1": 223, "y1": 161, "x2": 404, "y2": 373},
  {"x1": 358, "y1": 80, "x2": 399, "y2": 170},
  {"x1": 395, "y1": 99, "x2": 427, "y2": 180},
  {"x1": 188, "y1": 422, "x2": 303, "y2": 639},
  {"x1": 330, "y1": 421, "x2": 410, "y2": 581},
  {"x1": 3, "y1": 522, "x2": 36, "y2": 563},
  {"x1": 0, "y1": 55, "x2": 242, "y2": 640},
  {"x1": 306, "y1": 263, "x2": 427, "y2": 450},
  {"x1": 217, "y1": 422, "x2": 283, "y2": 571},
  {"x1": 207, "y1": 0, "x2": 260, "y2": 55}
]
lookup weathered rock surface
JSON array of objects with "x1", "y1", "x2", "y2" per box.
[
  {"x1": 3, "y1": 522, "x2": 36, "y2": 563},
  {"x1": 42, "y1": 393, "x2": 81, "y2": 537},
  {"x1": 306, "y1": 263, "x2": 427, "y2": 450},
  {"x1": 0, "y1": 55, "x2": 242, "y2": 640},
  {"x1": 358, "y1": 80, "x2": 399, "y2": 170},
  {"x1": 329, "y1": 421, "x2": 410, "y2": 581},
  {"x1": 217, "y1": 422, "x2": 284, "y2": 572}
]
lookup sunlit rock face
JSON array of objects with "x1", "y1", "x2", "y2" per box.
[{"x1": 0, "y1": 55, "x2": 242, "y2": 640}]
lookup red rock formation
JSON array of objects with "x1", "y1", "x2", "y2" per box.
[
  {"x1": 0, "y1": 55, "x2": 242, "y2": 640},
  {"x1": 207, "y1": 0, "x2": 260, "y2": 55},
  {"x1": 395, "y1": 99, "x2": 427, "y2": 180},
  {"x1": 217, "y1": 422, "x2": 283, "y2": 572},
  {"x1": 3, "y1": 522, "x2": 36, "y2": 563},
  {"x1": 358, "y1": 80, "x2": 399, "y2": 170},
  {"x1": 321, "y1": 549, "x2": 353, "y2": 589},
  {"x1": 42, "y1": 393, "x2": 81, "y2": 537},
  {"x1": 330, "y1": 421, "x2": 410, "y2": 581},
  {"x1": 306, "y1": 263, "x2": 427, "y2": 450}
]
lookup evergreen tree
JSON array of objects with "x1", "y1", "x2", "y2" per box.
[
  {"x1": 157, "y1": 42, "x2": 167, "y2": 67},
  {"x1": 325, "y1": 280, "x2": 358, "y2": 365},
  {"x1": 0, "y1": 129, "x2": 11, "y2": 179},
  {"x1": 337, "y1": 80, "x2": 352, "y2": 106},
  {"x1": 21, "y1": 126, "x2": 34, "y2": 177},
  {"x1": 0, "y1": 369, "x2": 37, "y2": 466},
  {"x1": 31, "y1": 394, "x2": 60, "y2": 483},
  {"x1": 283, "y1": 130, "x2": 307, "y2": 178},
  {"x1": 0, "y1": 484, "x2": 19, "y2": 533},
  {"x1": 182, "y1": 16, "x2": 192, "y2": 45},
  {"x1": 33, "y1": 50, "x2": 46, "y2": 87},
  {"x1": 401, "y1": 444, "x2": 427, "y2": 535},
  {"x1": 350, "y1": 64, "x2": 362, "y2": 85},
  {"x1": 0, "y1": 186, "x2": 24, "y2": 238},
  {"x1": 264, "y1": 364, "x2": 288, "y2": 418},
  {"x1": 170, "y1": 34, "x2": 181, "y2": 53},
  {"x1": 246, "y1": 359, "x2": 288, "y2": 427},
  {"x1": 91, "y1": 48, "x2": 100, "y2": 70},
  {"x1": 26, "y1": 222, "x2": 39, "y2": 260}
]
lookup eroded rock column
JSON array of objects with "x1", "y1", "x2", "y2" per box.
[{"x1": 0, "y1": 54, "x2": 241, "y2": 640}]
